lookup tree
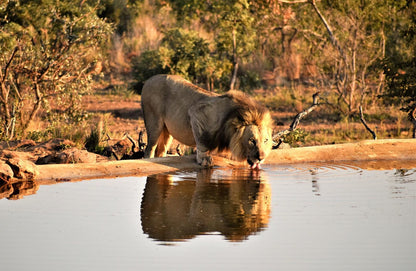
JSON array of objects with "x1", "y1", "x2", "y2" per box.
[
  {"x1": 132, "y1": 28, "x2": 223, "y2": 92},
  {"x1": 381, "y1": 0, "x2": 416, "y2": 137},
  {"x1": 0, "y1": 0, "x2": 112, "y2": 140},
  {"x1": 280, "y1": 0, "x2": 394, "y2": 114},
  {"x1": 170, "y1": 0, "x2": 256, "y2": 90}
]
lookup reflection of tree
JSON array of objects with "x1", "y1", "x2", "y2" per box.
[
  {"x1": 0, "y1": 180, "x2": 39, "y2": 200},
  {"x1": 140, "y1": 169, "x2": 271, "y2": 242}
]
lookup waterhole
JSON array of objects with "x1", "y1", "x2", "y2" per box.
[{"x1": 1, "y1": 162, "x2": 415, "y2": 271}]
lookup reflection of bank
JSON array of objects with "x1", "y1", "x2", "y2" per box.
[
  {"x1": 140, "y1": 169, "x2": 271, "y2": 242},
  {"x1": 0, "y1": 180, "x2": 39, "y2": 200}
]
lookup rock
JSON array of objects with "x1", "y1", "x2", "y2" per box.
[
  {"x1": 0, "y1": 160, "x2": 14, "y2": 181},
  {"x1": 103, "y1": 139, "x2": 132, "y2": 160},
  {"x1": 14, "y1": 139, "x2": 37, "y2": 149},
  {"x1": 36, "y1": 148, "x2": 97, "y2": 164},
  {"x1": 6, "y1": 158, "x2": 38, "y2": 180},
  {"x1": 0, "y1": 149, "x2": 37, "y2": 163},
  {"x1": 279, "y1": 142, "x2": 292, "y2": 149},
  {"x1": 60, "y1": 148, "x2": 97, "y2": 163}
]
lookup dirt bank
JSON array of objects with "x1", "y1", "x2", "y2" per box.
[{"x1": 33, "y1": 139, "x2": 416, "y2": 184}]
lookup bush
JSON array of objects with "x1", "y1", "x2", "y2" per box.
[
  {"x1": 131, "y1": 50, "x2": 169, "y2": 93},
  {"x1": 131, "y1": 28, "x2": 232, "y2": 93},
  {"x1": 0, "y1": 0, "x2": 113, "y2": 141}
]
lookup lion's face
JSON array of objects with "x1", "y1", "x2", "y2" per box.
[
  {"x1": 243, "y1": 124, "x2": 273, "y2": 169},
  {"x1": 230, "y1": 118, "x2": 273, "y2": 169}
]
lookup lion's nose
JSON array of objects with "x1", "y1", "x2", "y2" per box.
[
  {"x1": 256, "y1": 151, "x2": 262, "y2": 161},
  {"x1": 257, "y1": 150, "x2": 266, "y2": 161}
]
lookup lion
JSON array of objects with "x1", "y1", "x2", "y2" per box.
[{"x1": 141, "y1": 74, "x2": 274, "y2": 168}]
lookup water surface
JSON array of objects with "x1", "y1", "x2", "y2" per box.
[{"x1": 0, "y1": 163, "x2": 415, "y2": 271}]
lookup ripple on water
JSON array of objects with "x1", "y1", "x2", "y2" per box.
[{"x1": 263, "y1": 162, "x2": 365, "y2": 180}]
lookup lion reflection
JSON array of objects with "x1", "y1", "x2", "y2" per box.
[{"x1": 140, "y1": 169, "x2": 271, "y2": 242}]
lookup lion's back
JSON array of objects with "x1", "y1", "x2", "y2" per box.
[
  {"x1": 141, "y1": 74, "x2": 216, "y2": 146},
  {"x1": 141, "y1": 74, "x2": 214, "y2": 111}
]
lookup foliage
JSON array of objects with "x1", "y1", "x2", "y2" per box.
[
  {"x1": 381, "y1": 1, "x2": 416, "y2": 115},
  {"x1": 1, "y1": 0, "x2": 416, "y2": 145},
  {"x1": 0, "y1": 0, "x2": 113, "y2": 140},
  {"x1": 131, "y1": 28, "x2": 230, "y2": 92},
  {"x1": 282, "y1": 129, "x2": 309, "y2": 147},
  {"x1": 131, "y1": 50, "x2": 169, "y2": 92},
  {"x1": 281, "y1": 0, "x2": 402, "y2": 114},
  {"x1": 98, "y1": 0, "x2": 139, "y2": 34},
  {"x1": 131, "y1": 0, "x2": 259, "y2": 91}
]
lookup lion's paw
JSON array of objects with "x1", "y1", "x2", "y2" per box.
[
  {"x1": 200, "y1": 156, "x2": 213, "y2": 168},
  {"x1": 197, "y1": 151, "x2": 213, "y2": 167}
]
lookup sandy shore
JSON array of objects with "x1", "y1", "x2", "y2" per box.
[{"x1": 35, "y1": 139, "x2": 416, "y2": 184}]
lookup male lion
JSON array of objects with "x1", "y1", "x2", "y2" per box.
[{"x1": 141, "y1": 74, "x2": 274, "y2": 168}]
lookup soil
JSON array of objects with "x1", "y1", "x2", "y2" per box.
[{"x1": 82, "y1": 94, "x2": 144, "y2": 137}]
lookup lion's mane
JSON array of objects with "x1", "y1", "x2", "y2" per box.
[{"x1": 208, "y1": 91, "x2": 273, "y2": 161}]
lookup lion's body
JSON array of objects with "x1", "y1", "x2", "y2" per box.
[{"x1": 141, "y1": 74, "x2": 273, "y2": 167}]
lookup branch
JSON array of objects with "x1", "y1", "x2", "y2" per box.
[
  {"x1": 359, "y1": 106, "x2": 377, "y2": 140},
  {"x1": 21, "y1": 81, "x2": 43, "y2": 133},
  {"x1": 125, "y1": 134, "x2": 138, "y2": 152},
  {"x1": 409, "y1": 106, "x2": 416, "y2": 139},
  {"x1": 279, "y1": 0, "x2": 309, "y2": 3},
  {"x1": 279, "y1": 0, "x2": 347, "y2": 64},
  {"x1": 309, "y1": 1, "x2": 347, "y2": 64},
  {"x1": 1, "y1": 46, "x2": 19, "y2": 83},
  {"x1": 176, "y1": 144, "x2": 183, "y2": 156},
  {"x1": 273, "y1": 92, "x2": 320, "y2": 148}
]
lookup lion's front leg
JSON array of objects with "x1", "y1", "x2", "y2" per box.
[{"x1": 196, "y1": 149, "x2": 213, "y2": 167}]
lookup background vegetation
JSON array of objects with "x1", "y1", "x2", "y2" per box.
[{"x1": 1, "y1": 0, "x2": 415, "y2": 146}]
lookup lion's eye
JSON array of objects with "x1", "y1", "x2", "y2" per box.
[
  {"x1": 264, "y1": 138, "x2": 269, "y2": 144},
  {"x1": 249, "y1": 138, "x2": 256, "y2": 146}
]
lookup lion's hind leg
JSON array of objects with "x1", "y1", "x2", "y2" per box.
[
  {"x1": 144, "y1": 118, "x2": 164, "y2": 158},
  {"x1": 155, "y1": 126, "x2": 173, "y2": 157}
]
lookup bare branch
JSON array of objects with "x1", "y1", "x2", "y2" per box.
[
  {"x1": 309, "y1": 1, "x2": 347, "y2": 65},
  {"x1": 409, "y1": 106, "x2": 416, "y2": 139},
  {"x1": 126, "y1": 134, "x2": 138, "y2": 152},
  {"x1": 138, "y1": 130, "x2": 146, "y2": 151},
  {"x1": 279, "y1": 0, "x2": 309, "y2": 3},
  {"x1": 273, "y1": 92, "x2": 320, "y2": 148},
  {"x1": 1, "y1": 46, "x2": 19, "y2": 83},
  {"x1": 21, "y1": 81, "x2": 43, "y2": 133},
  {"x1": 359, "y1": 106, "x2": 377, "y2": 140},
  {"x1": 176, "y1": 144, "x2": 183, "y2": 156}
]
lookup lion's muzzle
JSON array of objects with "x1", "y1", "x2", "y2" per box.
[{"x1": 247, "y1": 158, "x2": 263, "y2": 170}]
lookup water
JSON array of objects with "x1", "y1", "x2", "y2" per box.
[{"x1": 0, "y1": 163, "x2": 415, "y2": 271}]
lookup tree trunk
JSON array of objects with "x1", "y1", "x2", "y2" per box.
[
  {"x1": 230, "y1": 29, "x2": 238, "y2": 90},
  {"x1": 309, "y1": 0, "x2": 347, "y2": 65},
  {"x1": 21, "y1": 81, "x2": 42, "y2": 135},
  {"x1": 0, "y1": 47, "x2": 18, "y2": 139},
  {"x1": 0, "y1": 82, "x2": 11, "y2": 132},
  {"x1": 410, "y1": 107, "x2": 416, "y2": 139}
]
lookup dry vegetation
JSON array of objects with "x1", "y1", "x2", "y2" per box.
[
  {"x1": 1, "y1": 0, "x2": 415, "y2": 155},
  {"x1": 64, "y1": 84, "x2": 412, "y2": 155}
]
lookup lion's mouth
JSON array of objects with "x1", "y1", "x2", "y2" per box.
[{"x1": 247, "y1": 159, "x2": 262, "y2": 170}]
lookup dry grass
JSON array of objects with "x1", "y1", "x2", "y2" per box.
[
  {"x1": 22, "y1": 83, "x2": 413, "y2": 152},
  {"x1": 256, "y1": 86, "x2": 413, "y2": 147}
]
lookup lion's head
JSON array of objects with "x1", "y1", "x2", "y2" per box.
[{"x1": 217, "y1": 92, "x2": 274, "y2": 169}]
